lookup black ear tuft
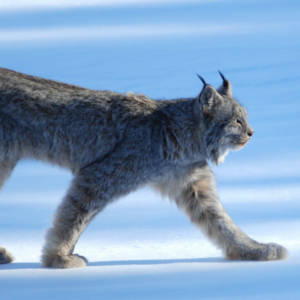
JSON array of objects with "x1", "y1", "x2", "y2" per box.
[
  {"x1": 217, "y1": 70, "x2": 232, "y2": 96},
  {"x1": 218, "y1": 70, "x2": 226, "y2": 81},
  {"x1": 218, "y1": 70, "x2": 228, "y2": 88},
  {"x1": 197, "y1": 74, "x2": 207, "y2": 86}
]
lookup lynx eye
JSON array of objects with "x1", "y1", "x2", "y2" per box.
[{"x1": 234, "y1": 119, "x2": 243, "y2": 126}]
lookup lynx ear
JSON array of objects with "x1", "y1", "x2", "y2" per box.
[
  {"x1": 217, "y1": 71, "x2": 232, "y2": 97},
  {"x1": 199, "y1": 85, "x2": 222, "y2": 114}
]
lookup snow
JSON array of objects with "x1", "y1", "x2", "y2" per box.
[
  {"x1": 0, "y1": 0, "x2": 231, "y2": 11},
  {"x1": 0, "y1": 0, "x2": 300, "y2": 299},
  {"x1": 0, "y1": 23, "x2": 274, "y2": 43}
]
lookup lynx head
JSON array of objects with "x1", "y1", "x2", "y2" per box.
[{"x1": 196, "y1": 72, "x2": 253, "y2": 165}]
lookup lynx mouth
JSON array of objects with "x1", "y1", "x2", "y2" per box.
[
  {"x1": 232, "y1": 139, "x2": 249, "y2": 151},
  {"x1": 234, "y1": 144, "x2": 245, "y2": 151}
]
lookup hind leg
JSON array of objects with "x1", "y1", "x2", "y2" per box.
[
  {"x1": 0, "y1": 160, "x2": 18, "y2": 264},
  {"x1": 42, "y1": 154, "x2": 141, "y2": 268},
  {"x1": 41, "y1": 175, "x2": 104, "y2": 268},
  {"x1": 41, "y1": 195, "x2": 95, "y2": 268}
]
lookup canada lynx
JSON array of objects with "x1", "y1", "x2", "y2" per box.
[{"x1": 0, "y1": 67, "x2": 286, "y2": 268}]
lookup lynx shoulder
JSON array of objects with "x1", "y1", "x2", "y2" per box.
[{"x1": 0, "y1": 67, "x2": 286, "y2": 268}]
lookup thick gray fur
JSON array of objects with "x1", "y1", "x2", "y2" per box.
[{"x1": 0, "y1": 67, "x2": 286, "y2": 268}]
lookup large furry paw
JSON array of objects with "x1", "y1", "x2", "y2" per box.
[
  {"x1": 227, "y1": 242, "x2": 287, "y2": 261},
  {"x1": 259, "y1": 243, "x2": 288, "y2": 261},
  {"x1": 42, "y1": 253, "x2": 88, "y2": 268},
  {"x1": 0, "y1": 247, "x2": 15, "y2": 264}
]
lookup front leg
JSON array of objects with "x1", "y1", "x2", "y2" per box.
[{"x1": 157, "y1": 164, "x2": 287, "y2": 261}]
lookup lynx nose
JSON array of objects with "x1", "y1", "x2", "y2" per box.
[{"x1": 247, "y1": 129, "x2": 254, "y2": 137}]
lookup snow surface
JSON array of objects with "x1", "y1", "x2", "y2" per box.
[{"x1": 0, "y1": 0, "x2": 300, "y2": 299}]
